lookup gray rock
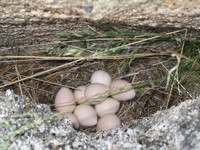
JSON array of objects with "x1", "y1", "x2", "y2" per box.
[{"x1": 0, "y1": 89, "x2": 199, "y2": 150}]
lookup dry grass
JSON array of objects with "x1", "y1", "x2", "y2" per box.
[{"x1": 0, "y1": 24, "x2": 199, "y2": 132}]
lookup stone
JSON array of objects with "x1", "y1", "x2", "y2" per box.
[{"x1": 0, "y1": 89, "x2": 199, "y2": 150}]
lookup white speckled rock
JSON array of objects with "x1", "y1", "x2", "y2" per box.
[{"x1": 0, "y1": 90, "x2": 200, "y2": 150}]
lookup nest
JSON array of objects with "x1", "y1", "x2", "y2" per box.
[{"x1": 0, "y1": 24, "x2": 199, "y2": 132}]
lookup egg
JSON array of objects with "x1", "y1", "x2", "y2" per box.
[
  {"x1": 91, "y1": 70, "x2": 112, "y2": 86},
  {"x1": 55, "y1": 87, "x2": 76, "y2": 112},
  {"x1": 57, "y1": 113, "x2": 79, "y2": 129},
  {"x1": 95, "y1": 98, "x2": 120, "y2": 117},
  {"x1": 110, "y1": 79, "x2": 136, "y2": 101},
  {"x1": 97, "y1": 114, "x2": 121, "y2": 131},
  {"x1": 74, "y1": 105, "x2": 97, "y2": 127},
  {"x1": 74, "y1": 85, "x2": 87, "y2": 104},
  {"x1": 85, "y1": 83, "x2": 110, "y2": 104}
]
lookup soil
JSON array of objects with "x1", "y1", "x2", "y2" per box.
[{"x1": 1, "y1": 0, "x2": 200, "y2": 49}]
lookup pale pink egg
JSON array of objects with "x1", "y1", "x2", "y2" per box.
[
  {"x1": 91, "y1": 70, "x2": 112, "y2": 86},
  {"x1": 55, "y1": 87, "x2": 76, "y2": 113},
  {"x1": 74, "y1": 105, "x2": 97, "y2": 127},
  {"x1": 97, "y1": 114, "x2": 121, "y2": 131},
  {"x1": 95, "y1": 98, "x2": 120, "y2": 117},
  {"x1": 85, "y1": 83, "x2": 110, "y2": 104},
  {"x1": 74, "y1": 85, "x2": 87, "y2": 104},
  {"x1": 110, "y1": 79, "x2": 136, "y2": 101}
]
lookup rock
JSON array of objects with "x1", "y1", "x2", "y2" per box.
[{"x1": 0, "y1": 89, "x2": 199, "y2": 150}]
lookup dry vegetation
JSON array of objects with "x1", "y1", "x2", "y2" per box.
[{"x1": 0, "y1": 23, "x2": 199, "y2": 132}]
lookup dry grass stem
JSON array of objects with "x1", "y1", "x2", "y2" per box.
[{"x1": 0, "y1": 58, "x2": 84, "y2": 89}]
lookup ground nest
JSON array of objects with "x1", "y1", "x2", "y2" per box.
[{"x1": 0, "y1": 23, "x2": 199, "y2": 132}]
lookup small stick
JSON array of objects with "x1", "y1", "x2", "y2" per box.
[
  {"x1": 0, "y1": 58, "x2": 84, "y2": 89},
  {"x1": 0, "y1": 52, "x2": 171, "y2": 60}
]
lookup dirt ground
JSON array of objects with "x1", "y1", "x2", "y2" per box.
[{"x1": 1, "y1": 0, "x2": 200, "y2": 47}]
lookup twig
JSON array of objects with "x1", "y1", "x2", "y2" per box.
[
  {"x1": 0, "y1": 52, "x2": 171, "y2": 61},
  {"x1": 14, "y1": 64, "x2": 24, "y2": 99},
  {"x1": 0, "y1": 58, "x2": 84, "y2": 89},
  {"x1": 7, "y1": 71, "x2": 77, "y2": 90}
]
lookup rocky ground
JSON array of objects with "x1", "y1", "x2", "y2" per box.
[
  {"x1": 1, "y1": 0, "x2": 200, "y2": 29},
  {"x1": 1, "y1": 0, "x2": 200, "y2": 49},
  {"x1": 0, "y1": 90, "x2": 200, "y2": 150}
]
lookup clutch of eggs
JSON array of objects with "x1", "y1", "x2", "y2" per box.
[{"x1": 54, "y1": 70, "x2": 136, "y2": 131}]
